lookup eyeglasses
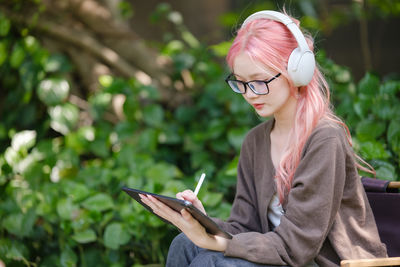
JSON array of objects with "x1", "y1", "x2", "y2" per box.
[{"x1": 225, "y1": 73, "x2": 281, "y2": 95}]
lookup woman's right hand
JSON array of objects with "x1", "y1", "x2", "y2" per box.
[{"x1": 176, "y1": 190, "x2": 206, "y2": 215}]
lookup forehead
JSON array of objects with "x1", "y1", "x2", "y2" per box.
[{"x1": 232, "y1": 52, "x2": 275, "y2": 80}]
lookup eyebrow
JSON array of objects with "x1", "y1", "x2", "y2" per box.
[{"x1": 232, "y1": 72, "x2": 273, "y2": 80}]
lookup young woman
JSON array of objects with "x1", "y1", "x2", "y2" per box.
[{"x1": 140, "y1": 10, "x2": 387, "y2": 266}]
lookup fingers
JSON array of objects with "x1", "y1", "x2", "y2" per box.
[
  {"x1": 176, "y1": 192, "x2": 184, "y2": 200},
  {"x1": 140, "y1": 194, "x2": 200, "y2": 232},
  {"x1": 182, "y1": 190, "x2": 196, "y2": 201},
  {"x1": 139, "y1": 194, "x2": 178, "y2": 222},
  {"x1": 177, "y1": 190, "x2": 197, "y2": 202}
]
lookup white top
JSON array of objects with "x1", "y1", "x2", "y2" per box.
[{"x1": 267, "y1": 193, "x2": 284, "y2": 227}]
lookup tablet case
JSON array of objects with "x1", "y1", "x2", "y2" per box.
[{"x1": 122, "y1": 186, "x2": 232, "y2": 239}]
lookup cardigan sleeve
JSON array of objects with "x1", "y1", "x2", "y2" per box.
[
  {"x1": 223, "y1": 130, "x2": 348, "y2": 267},
  {"x1": 212, "y1": 133, "x2": 263, "y2": 235}
]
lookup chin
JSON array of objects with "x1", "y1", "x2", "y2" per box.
[{"x1": 256, "y1": 109, "x2": 273, "y2": 118}]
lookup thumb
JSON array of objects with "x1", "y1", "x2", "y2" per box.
[
  {"x1": 181, "y1": 208, "x2": 193, "y2": 221},
  {"x1": 176, "y1": 192, "x2": 184, "y2": 200}
]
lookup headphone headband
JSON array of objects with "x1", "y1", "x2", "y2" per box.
[
  {"x1": 240, "y1": 10, "x2": 316, "y2": 86},
  {"x1": 241, "y1": 11, "x2": 310, "y2": 53}
]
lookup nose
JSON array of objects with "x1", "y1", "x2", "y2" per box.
[{"x1": 244, "y1": 85, "x2": 259, "y2": 98}]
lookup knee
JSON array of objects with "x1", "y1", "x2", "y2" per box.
[
  {"x1": 189, "y1": 251, "x2": 222, "y2": 267},
  {"x1": 169, "y1": 232, "x2": 193, "y2": 251},
  {"x1": 166, "y1": 233, "x2": 199, "y2": 267}
]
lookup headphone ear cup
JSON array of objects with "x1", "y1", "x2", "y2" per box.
[{"x1": 287, "y1": 48, "x2": 316, "y2": 87}]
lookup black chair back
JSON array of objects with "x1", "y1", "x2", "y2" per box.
[{"x1": 362, "y1": 177, "x2": 400, "y2": 257}]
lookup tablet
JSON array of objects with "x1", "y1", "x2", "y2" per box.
[{"x1": 122, "y1": 186, "x2": 232, "y2": 239}]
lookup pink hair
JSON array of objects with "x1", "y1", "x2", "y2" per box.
[{"x1": 227, "y1": 14, "x2": 374, "y2": 203}]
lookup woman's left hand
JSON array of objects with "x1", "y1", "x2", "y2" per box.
[{"x1": 139, "y1": 194, "x2": 228, "y2": 252}]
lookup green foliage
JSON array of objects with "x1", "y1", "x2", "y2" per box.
[
  {"x1": 0, "y1": 4, "x2": 399, "y2": 267},
  {"x1": 0, "y1": 7, "x2": 257, "y2": 266},
  {"x1": 320, "y1": 52, "x2": 400, "y2": 180}
]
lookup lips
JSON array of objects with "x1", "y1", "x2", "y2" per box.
[{"x1": 252, "y1": 103, "x2": 264, "y2": 110}]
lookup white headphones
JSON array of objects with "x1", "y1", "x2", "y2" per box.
[{"x1": 241, "y1": 11, "x2": 316, "y2": 87}]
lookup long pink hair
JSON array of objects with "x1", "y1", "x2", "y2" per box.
[{"x1": 227, "y1": 13, "x2": 374, "y2": 203}]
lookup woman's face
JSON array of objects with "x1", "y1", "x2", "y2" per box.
[{"x1": 232, "y1": 52, "x2": 297, "y2": 119}]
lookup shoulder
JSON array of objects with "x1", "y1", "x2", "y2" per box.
[
  {"x1": 303, "y1": 119, "x2": 351, "y2": 155},
  {"x1": 242, "y1": 119, "x2": 273, "y2": 146},
  {"x1": 309, "y1": 119, "x2": 348, "y2": 143}
]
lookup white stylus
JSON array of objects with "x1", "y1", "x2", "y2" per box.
[{"x1": 194, "y1": 173, "x2": 206, "y2": 196}]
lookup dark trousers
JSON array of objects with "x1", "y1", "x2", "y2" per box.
[{"x1": 166, "y1": 233, "x2": 282, "y2": 267}]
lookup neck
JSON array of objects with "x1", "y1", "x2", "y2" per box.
[{"x1": 273, "y1": 96, "x2": 297, "y2": 135}]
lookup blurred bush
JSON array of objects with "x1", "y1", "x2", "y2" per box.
[{"x1": 0, "y1": 4, "x2": 399, "y2": 267}]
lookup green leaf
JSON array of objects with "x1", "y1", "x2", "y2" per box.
[
  {"x1": 0, "y1": 40, "x2": 8, "y2": 66},
  {"x1": 4, "y1": 147, "x2": 20, "y2": 167},
  {"x1": 60, "y1": 246, "x2": 77, "y2": 267},
  {"x1": 227, "y1": 127, "x2": 248, "y2": 151},
  {"x1": 44, "y1": 54, "x2": 71, "y2": 73},
  {"x1": 10, "y1": 42, "x2": 26, "y2": 68},
  {"x1": 82, "y1": 193, "x2": 114, "y2": 212},
  {"x1": 23, "y1": 35, "x2": 40, "y2": 53},
  {"x1": 359, "y1": 141, "x2": 390, "y2": 160},
  {"x1": 353, "y1": 101, "x2": 364, "y2": 118},
  {"x1": 175, "y1": 106, "x2": 196, "y2": 123},
  {"x1": 0, "y1": 239, "x2": 11, "y2": 258},
  {"x1": 190, "y1": 151, "x2": 210, "y2": 169},
  {"x1": 65, "y1": 130, "x2": 91, "y2": 155},
  {"x1": 209, "y1": 41, "x2": 232, "y2": 57},
  {"x1": 137, "y1": 128, "x2": 158, "y2": 152},
  {"x1": 19, "y1": 61, "x2": 37, "y2": 92},
  {"x1": 63, "y1": 181, "x2": 90, "y2": 202},
  {"x1": 224, "y1": 156, "x2": 239, "y2": 176},
  {"x1": 3, "y1": 213, "x2": 23, "y2": 237},
  {"x1": 202, "y1": 192, "x2": 223, "y2": 207},
  {"x1": 358, "y1": 72, "x2": 380, "y2": 95},
  {"x1": 57, "y1": 198, "x2": 79, "y2": 220},
  {"x1": 205, "y1": 119, "x2": 227, "y2": 139},
  {"x1": 103, "y1": 222, "x2": 131, "y2": 250},
  {"x1": 162, "y1": 40, "x2": 184, "y2": 55},
  {"x1": 145, "y1": 162, "x2": 182, "y2": 184},
  {"x1": 72, "y1": 229, "x2": 97, "y2": 244},
  {"x1": 21, "y1": 208, "x2": 37, "y2": 237},
  {"x1": 356, "y1": 119, "x2": 385, "y2": 141},
  {"x1": 173, "y1": 53, "x2": 195, "y2": 71},
  {"x1": 158, "y1": 123, "x2": 182, "y2": 144},
  {"x1": 162, "y1": 180, "x2": 186, "y2": 195},
  {"x1": 2, "y1": 209, "x2": 36, "y2": 237},
  {"x1": 89, "y1": 92, "x2": 112, "y2": 121},
  {"x1": 211, "y1": 138, "x2": 231, "y2": 154},
  {"x1": 354, "y1": 95, "x2": 373, "y2": 119},
  {"x1": 5, "y1": 242, "x2": 28, "y2": 261},
  {"x1": 139, "y1": 85, "x2": 160, "y2": 101},
  {"x1": 371, "y1": 96, "x2": 396, "y2": 120},
  {"x1": 375, "y1": 162, "x2": 396, "y2": 181},
  {"x1": 0, "y1": 13, "x2": 11, "y2": 36},
  {"x1": 48, "y1": 103, "x2": 79, "y2": 135},
  {"x1": 99, "y1": 75, "x2": 113, "y2": 87},
  {"x1": 143, "y1": 104, "x2": 164, "y2": 127},
  {"x1": 334, "y1": 68, "x2": 351, "y2": 83},
  {"x1": 38, "y1": 78, "x2": 70, "y2": 106},
  {"x1": 388, "y1": 119, "x2": 400, "y2": 155},
  {"x1": 379, "y1": 80, "x2": 400, "y2": 95}
]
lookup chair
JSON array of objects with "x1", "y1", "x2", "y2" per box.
[{"x1": 340, "y1": 177, "x2": 400, "y2": 266}]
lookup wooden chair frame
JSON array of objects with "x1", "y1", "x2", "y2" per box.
[{"x1": 340, "y1": 257, "x2": 400, "y2": 266}]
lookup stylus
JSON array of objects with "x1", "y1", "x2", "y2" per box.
[{"x1": 194, "y1": 173, "x2": 206, "y2": 196}]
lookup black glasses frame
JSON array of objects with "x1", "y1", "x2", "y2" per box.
[{"x1": 225, "y1": 73, "x2": 281, "y2": 95}]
